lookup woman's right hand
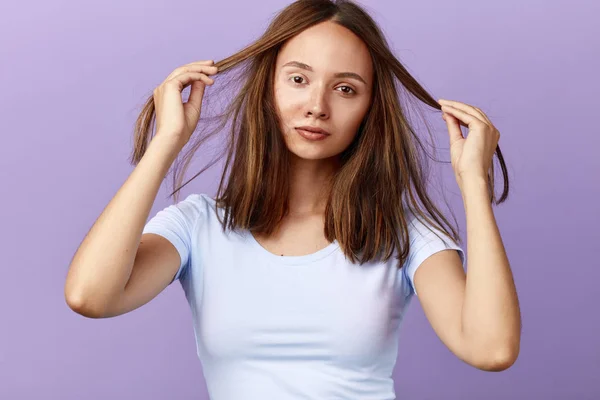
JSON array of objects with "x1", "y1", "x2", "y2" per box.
[{"x1": 152, "y1": 59, "x2": 219, "y2": 147}]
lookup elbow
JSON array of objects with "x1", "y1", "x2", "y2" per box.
[
  {"x1": 65, "y1": 289, "x2": 107, "y2": 319},
  {"x1": 474, "y1": 341, "x2": 520, "y2": 372}
]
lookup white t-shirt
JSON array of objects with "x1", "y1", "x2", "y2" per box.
[{"x1": 142, "y1": 193, "x2": 465, "y2": 399}]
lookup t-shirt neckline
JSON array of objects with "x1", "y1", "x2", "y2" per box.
[{"x1": 245, "y1": 230, "x2": 340, "y2": 265}]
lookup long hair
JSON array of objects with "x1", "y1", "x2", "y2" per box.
[{"x1": 129, "y1": 0, "x2": 509, "y2": 268}]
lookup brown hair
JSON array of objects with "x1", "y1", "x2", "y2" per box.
[{"x1": 130, "y1": 0, "x2": 509, "y2": 268}]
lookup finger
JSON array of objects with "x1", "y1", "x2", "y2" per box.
[
  {"x1": 183, "y1": 60, "x2": 217, "y2": 71},
  {"x1": 440, "y1": 104, "x2": 485, "y2": 127},
  {"x1": 442, "y1": 112, "x2": 464, "y2": 144},
  {"x1": 166, "y1": 64, "x2": 218, "y2": 81},
  {"x1": 438, "y1": 99, "x2": 489, "y2": 125},
  {"x1": 443, "y1": 111, "x2": 468, "y2": 128},
  {"x1": 472, "y1": 106, "x2": 492, "y2": 125},
  {"x1": 182, "y1": 59, "x2": 215, "y2": 69},
  {"x1": 183, "y1": 65, "x2": 219, "y2": 76},
  {"x1": 170, "y1": 71, "x2": 213, "y2": 91},
  {"x1": 186, "y1": 75, "x2": 212, "y2": 111}
]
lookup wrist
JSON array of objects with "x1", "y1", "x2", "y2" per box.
[
  {"x1": 459, "y1": 173, "x2": 488, "y2": 186},
  {"x1": 148, "y1": 135, "x2": 185, "y2": 159},
  {"x1": 459, "y1": 174, "x2": 490, "y2": 203}
]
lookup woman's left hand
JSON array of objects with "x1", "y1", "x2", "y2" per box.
[{"x1": 438, "y1": 99, "x2": 500, "y2": 189}]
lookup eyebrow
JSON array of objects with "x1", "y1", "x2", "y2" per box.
[{"x1": 282, "y1": 61, "x2": 368, "y2": 85}]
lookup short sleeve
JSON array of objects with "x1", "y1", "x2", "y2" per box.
[
  {"x1": 403, "y1": 213, "x2": 466, "y2": 296},
  {"x1": 142, "y1": 194, "x2": 202, "y2": 284}
]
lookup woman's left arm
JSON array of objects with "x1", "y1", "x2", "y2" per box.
[
  {"x1": 413, "y1": 99, "x2": 521, "y2": 371},
  {"x1": 461, "y1": 174, "x2": 520, "y2": 369}
]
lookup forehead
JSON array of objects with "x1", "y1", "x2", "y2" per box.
[{"x1": 276, "y1": 21, "x2": 373, "y2": 81}]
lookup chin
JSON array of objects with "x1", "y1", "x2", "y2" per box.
[{"x1": 287, "y1": 146, "x2": 335, "y2": 161}]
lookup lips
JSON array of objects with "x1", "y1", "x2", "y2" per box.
[{"x1": 295, "y1": 126, "x2": 330, "y2": 135}]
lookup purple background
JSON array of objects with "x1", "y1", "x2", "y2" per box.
[{"x1": 1, "y1": 0, "x2": 598, "y2": 398}]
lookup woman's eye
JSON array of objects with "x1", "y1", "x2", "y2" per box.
[
  {"x1": 338, "y1": 86, "x2": 355, "y2": 95},
  {"x1": 290, "y1": 76, "x2": 356, "y2": 96}
]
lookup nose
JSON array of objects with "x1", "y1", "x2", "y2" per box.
[{"x1": 305, "y1": 85, "x2": 329, "y2": 119}]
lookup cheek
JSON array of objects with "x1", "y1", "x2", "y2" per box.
[
  {"x1": 274, "y1": 87, "x2": 305, "y2": 128},
  {"x1": 339, "y1": 102, "x2": 368, "y2": 130},
  {"x1": 275, "y1": 84, "x2": 303, "y2": 110}
]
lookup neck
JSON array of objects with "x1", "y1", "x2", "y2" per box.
[{"x1": 287, "y1": 154, "x2": 339, "y2": 215}]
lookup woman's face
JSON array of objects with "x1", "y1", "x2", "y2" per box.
[{"x1": 273, "y1": 21, "x2": 374, "y2": 161}]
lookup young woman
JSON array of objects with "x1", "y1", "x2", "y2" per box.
[{"x1": 65, "y1": 0, "x2": 521, "y2": 398}]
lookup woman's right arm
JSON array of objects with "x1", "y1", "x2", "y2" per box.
[
  {"x1": 65, "y1": 59, "x2": 218, "y2": 318},
  {"x1": 64, "y1": 136, "x2": 184, "y2": 318},
  {"x1": 65, "y1": 60, "x2": 218, "y2": 318}
]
